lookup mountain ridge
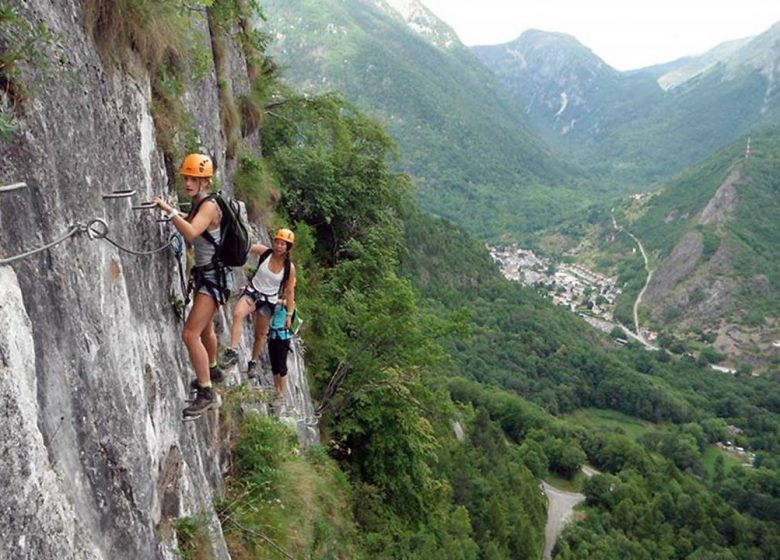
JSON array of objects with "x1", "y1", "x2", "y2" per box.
[
  {"x1": 262, "y1": 0, "x2": 590, "y2": 239},
  {"x1": 476, "y1": 23, "x2": 780, "y2": 184}
]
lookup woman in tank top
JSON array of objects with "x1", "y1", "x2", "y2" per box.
[
  {"x1": 221, "y1": 228, "x2": 297, "y2": 383},
  {"x1": 154, "y1": 153, "x2": 234, "y2": 419}
]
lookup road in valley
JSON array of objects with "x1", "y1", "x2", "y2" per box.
[
  {"x1": 541, "y1": 465, "x2": 601, "y2": 559},
  {"x1": 541, "y1": 482, "x2": 585, "y2": 560},
  {"x1": 611, "y1": 211, "x2": 655, "y2": 347},
  {"x1": 626, "y1": 229, "x2": 652, "y2": 337}
]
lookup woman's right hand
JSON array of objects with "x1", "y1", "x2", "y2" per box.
[
  {"x1": 152, "y1": 196, "x2": 173, "y2": 212},
  {"x1": 153, "y1": 196, "x2": 173, "y2": 214}
]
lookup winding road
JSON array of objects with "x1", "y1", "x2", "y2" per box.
[
  {"x1": 611, "y1": 211, "x2": 656, "y2": 349},
  {"x1": 541, "y1": 482, "x2": 585, "y2": 560},
  {"x1": 626, "y1": 229, "x2": 651, "y2": 336},
  {"x1": 541, "y1": 465, "x2": 602, "y2": 559}
]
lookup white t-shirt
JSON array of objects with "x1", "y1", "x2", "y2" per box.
[{"x1": 250, "y1": 255, "x2": 284, "y2": 303}]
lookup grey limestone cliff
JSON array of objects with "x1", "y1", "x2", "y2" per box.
[{"x1": 0, "y1": 1, "x2": 316, "y2": 558}]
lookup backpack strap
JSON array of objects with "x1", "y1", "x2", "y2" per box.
[
  {"x1": 249, "y1": 248, "x2": 273, "y2": 283},
  {"x1": 188, "y1": 193, "x2": 221, "y2": 249}
]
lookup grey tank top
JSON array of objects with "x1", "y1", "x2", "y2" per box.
[{"x1": 191, "y1": 199, "x2": 222, "y2": 267}]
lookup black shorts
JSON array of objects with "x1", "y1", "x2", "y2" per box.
[{"x1": 268, "y1": 337, "x2": 290, "y2": 376}]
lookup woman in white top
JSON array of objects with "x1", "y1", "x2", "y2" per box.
[{"x1": 222, "y1": 228, "x2": 296, "y2": 374}]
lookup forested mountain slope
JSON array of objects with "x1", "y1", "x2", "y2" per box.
[
  {"x1": 261, "y1": 0, "x2": 590, "y2": 239},
  {"x1": 399, "y1": 209, "x2": 780, "y2": 559},
  {"x1": 254, "y1": 5, "x2": 780, "y2": 558},
  {"x1": 477, "y1": 24, "x2": 780, "y2": 185},
  {"x1": 253, "y1": 44, "x2": 780, "y2": 559},
  {"x1": 542, "y1": 127, "x2": 780, "y2": 370},
  {"x1": 473, "y1": 30, "x2": 665, "y2": 181},
  {"x1": 626, "y1": 128, "x2": 780, "y2": 368}
]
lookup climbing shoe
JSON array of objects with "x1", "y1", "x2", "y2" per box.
[
  {"x1": 188, "y1": 378, "x2": 198, "y2": 401},
  {"x1": 186, "y1": 366, "x2": 223, "y2": 401},
  {"x1": 246, "y1": 359, "x2": 257, "y2": 378},
  {"x1": 183, "y1": 385, "x2": 217, "y2": 419},
  {"x1": 209, "y1": 364, "x2": 224, "y2": 384},
  {"x1": 221, "y1": 347, "x2": 239, "y2": 368}
]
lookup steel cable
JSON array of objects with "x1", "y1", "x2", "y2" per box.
[
  {"x1": 0, "y1": 223, "x2": 85, "y2": 265},
  {"x1": 0, "y1": 218, "x2": 175, "y2": 263}
]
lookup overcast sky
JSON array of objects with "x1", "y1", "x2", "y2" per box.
[{"x1": 418, "y1": 0, "x2": 780, "y2": 70}]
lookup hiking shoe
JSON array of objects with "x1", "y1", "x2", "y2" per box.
[
  {"x1": 209, "y1": 364, "x2": 224, "y2": 384},
  {"x1": 183, "y1": 386, "x2": 217, "y2": 418},
  {"x1": 187, "y1": 378, "x2": 199, "y2": 401},
  {"x1": 247, "y1": 360, "x2": 258, "y2": 378},
  {"x1": 221, "y1": 347, "x2": 239, "y2": 368}
]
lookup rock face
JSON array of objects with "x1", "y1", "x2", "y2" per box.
[
  {"x1": 643, "y1": 168, "x2": 742, "y2": 326},
  {"x1": 0, "y1": 2, "x2": 316, "y2": 558}
]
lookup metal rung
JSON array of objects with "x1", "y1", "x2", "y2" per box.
[
  {"x1": 0, "y1": 182, "x2": 28, "y2": 193},
  {"x1": 102, "y1": 189, "x2": 136, "y2": 199},
  {"x1": 132, "y1": 202, "x2": 158, "y2": 210}
]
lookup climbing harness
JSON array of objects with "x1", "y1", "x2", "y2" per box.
[{"x1": 188, "y1": 262, "x2": 231, "y2": 305}]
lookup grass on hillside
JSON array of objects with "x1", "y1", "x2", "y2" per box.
[
  {"x1": 565, "y1": 408, "x2": 657, "y2": 441},
  {"x1": 545, "y1": 471, "x2": 588, "y2": 494},
  {"x1": 218, "y1": 388, "x2": 359, "y2": 559},
  {"x1": 701, "y1": 445, "x2": 748, "y2": 476}
]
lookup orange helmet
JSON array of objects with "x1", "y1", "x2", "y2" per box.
[
  {"x1": 275, "y1": 228, "x2": 295, "y2": 245},
  {"x1": 179, "y1": 153, "x2": 213, "y2": 177}
]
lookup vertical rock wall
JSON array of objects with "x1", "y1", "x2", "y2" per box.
[{"x1": 0, "y1": 1, "x2": 316, "y2": 558}]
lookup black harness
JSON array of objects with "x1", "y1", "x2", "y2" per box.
[{"x1": 189, "y1": 262, "x2": 231, "y2": 305}]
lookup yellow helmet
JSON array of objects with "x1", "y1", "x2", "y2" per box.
[
  {"x1": 275, "y1": 228, "x2": 295, "y2": 245},
  {"x1": 179, "y1": 153, "x2": 213, "y2": 177}
]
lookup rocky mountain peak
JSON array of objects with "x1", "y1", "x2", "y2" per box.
[
  {"x1": 473, "y1": 29, "x2": 624, "y2": 138},
  {"x1": 377, "y1": 0, "x2": 460, "y2": 49},
  {"x1": 503, "y1": 29, "x2": 615, "y2": 74}
]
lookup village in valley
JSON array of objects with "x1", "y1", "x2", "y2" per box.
[{"x1": 489, "y1": 245, "x2": 622, "y2": 322}]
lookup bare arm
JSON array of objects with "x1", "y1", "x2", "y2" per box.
[
  {"x1": 250, "y1": 242, "x2": 270, "y2": 255},
  {"x1": 153, "y1": 197, "x2": 219, "y2": 242}
]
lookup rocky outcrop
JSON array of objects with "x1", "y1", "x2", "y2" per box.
[
  {"x1": 698, "y1": 168, "x2": 740, "y2": 225},
  {"x1": 0, "y1": 2, "x2": 316, "y2": 558},
  {"x1": 643, "y1": 229, "x2": 703, "y2": 305},
  {"x1": 643, "y1": 167, "x2": 744, "y2": 326}
]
